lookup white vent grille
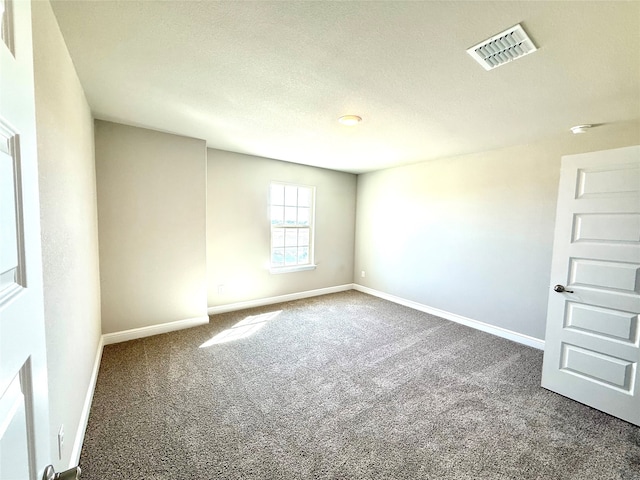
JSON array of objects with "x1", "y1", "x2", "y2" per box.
[{"x1": 467, "y1": 24, "x2": 537, "y2": 71}]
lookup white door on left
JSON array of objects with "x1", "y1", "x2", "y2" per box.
[{"x1": 0, "y1": 0, "x2": 52, "y2": 479}]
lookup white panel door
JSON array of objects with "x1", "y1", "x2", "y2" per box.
[
  {"x1": 0, "y1": 0, "x2": 52, "y2": 478},
  {"x1": 542, "y1": 145, "x2": 640, "y2": 426}
]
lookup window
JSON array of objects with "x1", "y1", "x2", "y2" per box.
[{"x1": 269, "y1": 182, "x2": 315, "y2": 273}]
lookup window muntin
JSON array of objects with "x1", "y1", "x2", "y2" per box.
[{"x1": 270, "y1": 183, "x2": 314, "y2": 270}]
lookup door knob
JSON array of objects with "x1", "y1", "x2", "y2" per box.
[
  {"x1": 553, "y1": 284, "x2": 574, "y2": 293},
  {"x1": 43, "y1": 465, "x2": 81, "y2": 480}
]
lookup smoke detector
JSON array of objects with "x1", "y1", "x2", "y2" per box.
[
  {"x1": 338, "y1": 115, "x2": 362, "y2": 126},
  {"x1": 467, "y1": 24, "x2": 537, "y2": 71}
]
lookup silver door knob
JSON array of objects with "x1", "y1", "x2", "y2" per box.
[
  {"x1": 553, "y1": 284, "x2": 574, "y2": 293},
  {"x1": 43, "y1": 465, "x2": 81, "y2": 480}
]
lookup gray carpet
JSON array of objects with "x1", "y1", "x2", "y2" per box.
[{"x1": 79, "y1": 291, "x2": 640, "y2": 479}]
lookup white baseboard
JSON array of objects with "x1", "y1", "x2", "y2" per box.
[
  {"x1": 102, "y1": 315, "x2": 210, "y2": 345},
  {"x1": 353, "y1": 284, "x2": 545, "y2": 350},
  {"x1": 69, "y1": 334, "x2": 104, "y2": 468},
  {"x1": 208, "y1": 284, "x2": 354, "y2": 315}
]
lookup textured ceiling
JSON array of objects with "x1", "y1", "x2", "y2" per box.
[{"x1": 50, "y1": 1, "x2": 640, "y2": 174}]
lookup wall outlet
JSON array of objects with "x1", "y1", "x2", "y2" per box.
[
  {"x1": 361, "y1": 270, "x2": 366, "y2": 278},
  {"x1": 57, "y1": 425, "x2": 64, "y2": 460},
  {"x1": 217, "y1": 284, "x2": 225, "y2": 295}
]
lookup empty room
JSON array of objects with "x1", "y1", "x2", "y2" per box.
[{"x1": 1, "y1": 1, "x2": 639, "y2": 479}]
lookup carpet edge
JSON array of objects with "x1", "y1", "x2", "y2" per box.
[
  {"x1": 207, "y1": 284, "x2": 354, "y2": 315},
  {"x1": 69, "y1": 334, "x2": 104, "y2": 468},
  {"x1": 102, "y1": 316, "x2": 210, "y2": 345},
  {"x1": 353, "y1": 284, "x2": 545, "y2": 350}
]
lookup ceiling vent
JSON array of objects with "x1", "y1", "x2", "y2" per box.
[{"x1": 467, "y1": 24, "x2": 537, "y2": 71}]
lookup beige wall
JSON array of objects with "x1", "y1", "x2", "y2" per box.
[
  {"x1": 95, "y1": 121, "x2": 207, "y2": 334},
  {"x1": 207, "y1": 149, "x2": 356, "y2": 306},
  {"x1": 32, "y1": 0, "x2": 102, "y2": 470},
  {"x1": 354, "y1": 121, "x2": 640, "y2": 340}
]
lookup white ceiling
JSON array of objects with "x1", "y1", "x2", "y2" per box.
[{"x1": 50, "y1": 1, "x2": 640, "y2": 174}]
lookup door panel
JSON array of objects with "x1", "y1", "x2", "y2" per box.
[
  {"x1": 569, "y1": 258, "x2": 639, "y2": 292},
  {"x1": 0, "y1": 366, "x2": 32, "y2": 480},
  {"x1": 560, "y1": 343, "x2": 634, "y2": 391},
  {"x1": 0, "y1": 120, "x2": 25, "y2": 305},
  {"x1": 573, "y1": 213, "x2": 640, "y2": 243},
  {"x1": 564, "y1": 302, "x2": 638, "y2": 342},
  {"x1": 0, "y1": 0, "x2": 51, "y2": 478},
  {"x1": 542, "y1": 145, "x2": 640, "y2": 426},
  {"x1": 576, "y1": 163, "x2": 640, "y2": 197}
]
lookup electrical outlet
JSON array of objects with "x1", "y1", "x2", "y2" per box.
[
  {"x1": 57, "y1": 425, "x2": 64, "y2": 460},
  {"x1": 361, "y1": 270, "x2": 366, "y2": 278},
  {"x1": 217, "y1": 284, "x2": 225, "y2": 295}
]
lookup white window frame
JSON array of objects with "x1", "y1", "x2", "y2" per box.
[{"x1": 269, "y1": 182, "x2": 316, "y2": 274}]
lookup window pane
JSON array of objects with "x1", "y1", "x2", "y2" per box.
[
  {"x1": 284, "y1": 186, "x2": 297, "y2": 206},
  {"x1": 284, "y1": 248, "x2": 297, "y2": 265},
  {"x1": 284, "y1": 229, "x2": 297, "y2": 247},
  {"x1": 298, "y1": 228, "x2": 309, "y2": 246},
  {"x1": 284, "y1": 206, "x2": 297, "y2": 225},
  {"x1": 298, "y1": 187, "x2": 311, "y2": 207},
  {"x1": 272, "y1": 228, "x2": 284, "y2": 248},
  {"x1": 297, "y1": 207, "x2": 309, "y2": 225},
  {"x1": 271, "y1": 184, "x2": 284, "y2": 205},
  {"x1": 272, "y1": 248, "x2": 284, "y2": 266},
  {"x1": 271, "y1": 206, "x2": 284, "y2": 225},
  {"x1": 298, "y1": 247, "x2": 309, "y2": 264}
]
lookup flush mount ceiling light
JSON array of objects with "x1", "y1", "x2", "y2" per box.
[
  {"x1": 467, "y1": 24, "x2": 537, "y2": 71},
  {"x1": 570, "y1": 124, "x2": 593, "y2": 134},
  {"x1": 338, "y1": 115, "x2": 362, "y2": 126}
]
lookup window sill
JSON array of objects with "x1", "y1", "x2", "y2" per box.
[{"x1": 269, "y1": 264, "x2": 317, "y2": 275}]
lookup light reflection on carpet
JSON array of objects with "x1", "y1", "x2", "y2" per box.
[{"x1": 200, "y1": 310, "x2": 282, "y2": 347}]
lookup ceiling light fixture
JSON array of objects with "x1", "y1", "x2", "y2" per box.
[
  {"x1": 570, "y1": 124, "x2": 592, "y2": 134},
  {"x1": 338, "y1": 115, "x2": 362, "y2": 126}
]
